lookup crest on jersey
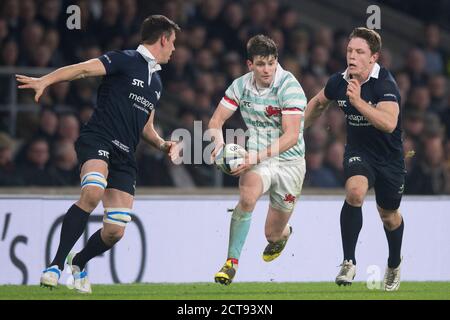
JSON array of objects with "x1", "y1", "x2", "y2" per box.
[
  {"x1": 265, "y1": 105, "x2": 281, "y2": 117},
  {"x1": 283, "y1": 193, "x2": 296, "y2": 204}
]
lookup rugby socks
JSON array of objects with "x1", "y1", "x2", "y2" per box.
[
  {"x1": 50, "y1": 204, "x2": 90, "y2": 270},
  {"x1": 226, "y1": 258, "x2": 239, "y2": 269},
  {"x1": 72, "y1": 228, "x2": 112, "y2": 270},
  {"x1": 340, "y1": 201, "x2": 363, "y2": 264},
  {"x1": 227, "y1": 206, "x2": 252, "y2": 261},
  {"x1": 384, "y1": 218, "x2": 404, "y2": 268}
]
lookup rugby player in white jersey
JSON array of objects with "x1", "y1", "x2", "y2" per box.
[{"x1": 209, "y1": 35, "x2": 307, "y2": 285}]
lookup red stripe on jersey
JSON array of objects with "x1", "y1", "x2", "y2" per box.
[
  {"x1": 283, "y1": 107, "x2": 302, "y2": 111},
  {"x1": 223, "y1": 96, "x2": 238, "y2": 107}
]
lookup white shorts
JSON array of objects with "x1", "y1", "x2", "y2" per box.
[{"x1": 250, "y1": 158, "x2": 306, "y2": 212}]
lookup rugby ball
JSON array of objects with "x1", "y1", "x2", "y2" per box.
[{"x1": 215, "y1": 143, "x2": 247, "y2": 175}]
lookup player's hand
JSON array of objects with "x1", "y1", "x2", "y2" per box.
[
  {"x1": 160, "y1": 141, "x2": 180, "y2": 163},
  {"x1": 210, "y1": 142, "x2": 225, "y2": 163},
  {"x1": 230, "y1": 152, "x2": 257, "y2": 177},
  {"x1": 16, "y1": 74, "x2": 47, "y2": 103},
  {"x1": 346, "y1": 79, "x2": 362, "y2": 106}
]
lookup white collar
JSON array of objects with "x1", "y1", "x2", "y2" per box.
[
  {"x1": 250, "y1": 63, "x2": 284, "y2": 94},
  {"x1": 341, "y1": 62, "x2": 380, "y2": 84},
  {"x1": 137, "y1": 44, "x2": 162, "y2": 73}
]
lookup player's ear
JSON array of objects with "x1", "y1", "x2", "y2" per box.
[
  {"x1": 160, "y1": 34, "x2": 167, "y2": 47},
  {"x1": 371, "y1": 52, "x2": 379, "y2": 64},
  {"x1": 246, "y1": 59, "x2": 253, "y2": 71}
]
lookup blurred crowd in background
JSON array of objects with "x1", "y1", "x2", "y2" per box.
[{"x1": 0, "y1": 0, "x2": 450, "y2": 194}]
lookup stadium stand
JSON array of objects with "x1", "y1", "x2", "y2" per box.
[{"x1": 0, "y1": 0, "x2": 449, "y2": 194}]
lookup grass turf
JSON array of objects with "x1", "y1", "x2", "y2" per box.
[{"x1": 0, "y1": 282, "x2": 449, "y2": 300}]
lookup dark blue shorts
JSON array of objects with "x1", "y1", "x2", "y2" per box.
[
  {"x1": 75, "y1": 135, "x2": 137, "y2": 196},
  {"x1": 343, "y1": 151, "x2": 406, "y2": 210}
]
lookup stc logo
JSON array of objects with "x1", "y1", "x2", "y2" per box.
[
  {"x1": 349, "y1": 156, "x2": 362, "y2": 163},
  {"x1": 241, "y1": 101, "x2": 251, "y2": 108},
  {"x1": 337, "y1": 100, "x2": 347, "y2": 108},
  {"x1": 132, "y1": 79, "x2": 144, "y2": 88},
  {"x1": 98, "y1": 150, "x2": 110, "y2": 158}
]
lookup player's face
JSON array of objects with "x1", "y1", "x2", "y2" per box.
[
  {"x1": 248, "y1": 55, "x2": 278, "y2": 87},
  {"x1": 346, "y1": 37, "x2": 378, "y2": 78},
  {"x1": 161, "y1": 31, "x2": 176, "y2": 64}
]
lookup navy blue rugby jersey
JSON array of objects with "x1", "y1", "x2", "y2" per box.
[
  {"x1": 324, "y1": 63, "x2": 403, "y2": 164},
  {"x1": 80, "y1": 45, "x2": 162, "y2": 154}
]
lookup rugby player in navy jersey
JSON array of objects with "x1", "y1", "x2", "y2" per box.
[
  {"x1": 16, "y1": 15, "x2": 180, "y2": 293},
  {"x1": 305, "y1": 27, "x2": 405, "y2": 291}
]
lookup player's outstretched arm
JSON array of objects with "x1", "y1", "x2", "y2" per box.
[
  {"x1": 304, "y1": 88, "x2": 331, "y2": 129},
  {"x1": 16, "y1": 59, "x2": 106, "y2": 102},
  {"x1": 208, "y1": 103, "x2": 235, "y2": 161}
]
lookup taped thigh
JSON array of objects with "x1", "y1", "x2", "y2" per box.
[
  {"x1": 103, "y1": 207, "x2": 132, "y2": 227},
  {"x1": 81, "y1": 172, "x2": 107, "y2": 190}
]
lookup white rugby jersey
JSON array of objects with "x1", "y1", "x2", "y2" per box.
[{"x1": 220, "y1": 64, "x2": 307, "y2": 161}]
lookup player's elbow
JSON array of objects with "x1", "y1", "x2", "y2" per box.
[
  {"x1": 384, "y1": 121, "x2": 397, "y2": 134},
  {"x1": 76, "y1": 61, "x2": 91, "y2": 78},
  {"x1": 305, "y1": 102, "x2": 325, "y2": 127},
  {"x1": 77, "y1": 59, "x2": 104, "y2": 78},
  {"x1": 380, "y1": 124, "x2": 395, "y2": 134},
  {"x1": 386, "y1": 127, "x2": 395, "y2": 134}
]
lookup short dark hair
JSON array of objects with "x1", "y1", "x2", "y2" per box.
[
  {"x1": 141, "y1": 15, "x2": 180, "y2": 45},
  {"x1": 349, "y1": 27, "x2": 382, "y2": 54},
  {"x1": 246, "y1": 35, "x2": 278, "y2": 61}
]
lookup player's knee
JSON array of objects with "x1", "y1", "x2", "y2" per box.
[
  {"x1": 78, "y1": 188, "x2": 104, "y2": 212},
  {"x1": 78, "y1": 171, "x2": 108, "y2": 211},
  {"x1": 381, "y1": 216, "x2": 400, "y2": 231},
  {"x1": 346, "y1": 187, "x2": 366, "y2": 206},
  {"x1": 378, "y1": 208, "x2": 401, "y2": 230},
  {"x1": 238, "y1": 196, "x2": 257, "y2": 212},
  {"x1": 238, "y1": 187, "x2": 258, "y2": 210},
  {"x1": 102, "y1": 228, "x2": 125, "y2": 246},
  {"x1": 102, "y1": 207, "x2": 130, "y2": 246}
]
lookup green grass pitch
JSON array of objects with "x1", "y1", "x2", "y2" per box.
[{"x1": 0, "y1": 282, "x2": 449, "y2": 300}]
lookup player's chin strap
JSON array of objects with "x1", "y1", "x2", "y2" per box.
[
  {"x1": 103, "y1": 207, "x2": 132, "y2": 227},
  {"x1": 81, "y1": 172, "x2": 107, "y2": 190}
]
